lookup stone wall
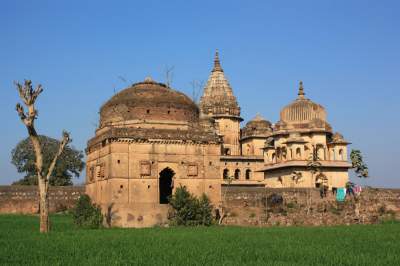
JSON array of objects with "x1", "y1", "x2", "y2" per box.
[
  {"x1": 0, "y1": 186, "x2": 85, "y2": 214},
  {"x1": 222, "y1": 186, "x2": 400, "y2": 226}
]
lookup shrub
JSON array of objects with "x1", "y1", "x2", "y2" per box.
[
  {"x1": 72, "y1": 194, "x2": 103, "y2": 229},
  {"x1": 169, "y1": 186, "x2": 213, "y2": 226},
  {"x1": 196, "y1": 194, "x2": 213, "y2": 226},
  {"x1": 286, "y1": 202, "x2": 296, "y2": 209}
]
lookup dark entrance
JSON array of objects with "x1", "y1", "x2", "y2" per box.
[{"x1": 159, "y1": 168, "x2": 174, "y2": 204}]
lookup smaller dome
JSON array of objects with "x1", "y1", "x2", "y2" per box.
[
  {"x1": 329, "y1": 132, "x2": 349, "y2": 144},
  {"x1": 280, "y1": 82, "x2": 326, "y2": 123},
  {"x1": 276, "y1": 81, "x2": 331, "y2": 132},
  {"x1": 245, "y1": 113, "x2": 272, "y2": 129},
  {"x1": 242, "y1": 114, "x2": 272, "y2": 139}
]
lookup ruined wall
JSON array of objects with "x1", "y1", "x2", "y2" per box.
[
  {"x1": 0, "y1": 186, "x2": 85, "y2": 214},
  {"x1": 222, "y1": 186, "x2": 400, "y2": 226}
]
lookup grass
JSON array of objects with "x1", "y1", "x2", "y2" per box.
[{"x1": 0, "y1": 215, "x2": 399, "y2": 265}]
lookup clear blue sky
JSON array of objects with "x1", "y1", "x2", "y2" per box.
[{"x1": 1, "y1": 0, "x2": 399, "y2": 187}]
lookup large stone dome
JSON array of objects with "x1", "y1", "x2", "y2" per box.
[{"x1": 99, "y1": 78, "x2": 199, "y2": 127}]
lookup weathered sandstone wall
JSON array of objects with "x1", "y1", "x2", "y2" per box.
[
  {"x1": 222, "y1": 186, "x2": 400, "y2": 226},
  {"x1": 0, "y1": 186, "x2": 85, "y2": 214}
]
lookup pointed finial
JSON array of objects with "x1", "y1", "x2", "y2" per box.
[
  {"x1": 254, "y1": 113, "x2": 264, "y2": 121},
  {"x1": 144, "y1": 76, "x2": 153, "y2": 82},
  {"x1": 212, "y1": 49, "x2": 223, "y2": 72},
  {"x1": 298, "y1": 81, "x2": 305, "y2": 99}
]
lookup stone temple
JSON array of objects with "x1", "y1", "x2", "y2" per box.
[{"x1": 85, "y1": 51, "x2": 351, "y2": 227}]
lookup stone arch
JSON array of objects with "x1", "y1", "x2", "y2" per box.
[
  {"x1": 245, "y1": 169, "x2": 252, "y2": 180},
  {"x1": 338, "y1": 149, "x2": 344, "y2": 160},
  {"x1": 246, "y1": 144, "x2": 251, "y2": 155},
  {"x1": 159, "y1": 167, "x2": 175, "y2": 204},
  {"x1": 316, "y1": 144, "x2": 325, "y2": 160},
  {"x1": 282, "y1": 147, "x2": 287, "y2": 160},
  {"x1": 223, "y1": 169, "x2": 230, "y2": 179},
  {"x1": 296, "y1": 147, "x2": 301, "y2": 159},
  {"x1": 234, "y1": 169, "x2": 241, "y2": 179}
]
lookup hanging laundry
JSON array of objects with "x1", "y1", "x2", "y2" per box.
[
  {"x1": 354, "y1": 186, "x2": 362, "y2": 195},
  {"x1": 336, "y1": 188, "x2": 346, "y2": 201}
]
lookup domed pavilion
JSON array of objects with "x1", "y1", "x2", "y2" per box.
[{"x1": 261, "y1": 81, "x2": 351, "y2": 188}]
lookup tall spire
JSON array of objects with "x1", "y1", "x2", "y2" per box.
[
  {"x1": 212, "y1": 50, "x2": 223, "y2": 72},
  {"x1": 199, "y1": 50, "x2": 241, "y2": 118},
  {"x1": 298, "y1": 81, "x2": 305, "y2": 99}
]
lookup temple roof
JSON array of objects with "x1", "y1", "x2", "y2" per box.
[
  {"x1": 241, "y1": 113, "x2": 272, "y2": 139},
  {"x1": 99, "y1": 78, "x2": 199, "y2": 128},
  {"x1": 199, "y1": 51, "x2": 241, "y2": 119},
  {"x1": 275, "y1": 81, "x2": 331, "y2": 133}
]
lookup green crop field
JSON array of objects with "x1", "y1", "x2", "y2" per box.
[{"x1": 0, "y1": 214, "x2": 399, "y2": 265}]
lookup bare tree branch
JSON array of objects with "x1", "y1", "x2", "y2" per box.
[
  {"x1": 190, "y1": 79, "x2": 205, "y2": 102},
  {"x1": 164, "y1": 65, "x2": 174, "y2": 88},
  {"x1": 46, "y1": 131, "x2": 71, "y2": 182}
]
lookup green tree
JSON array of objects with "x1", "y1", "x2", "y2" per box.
[
  {"x1": 197, "y1": 194, "x2": 213, "y2": 226},
  {"x1": 11, "y1": 135, "x2": 85, "y2": 186},
  {"x1": 72, "y1": 194, "x2": 103, "y2": 229},
  {"x1": 350, "y1": 149, "x2": 369, "y2": 178},
  {"x1": 169, "y1": 186, "x2": 213, "y2": 226}
]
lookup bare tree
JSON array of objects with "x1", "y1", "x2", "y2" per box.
[
  {"x1": 164, "y1": 65, "x2": 174, "y2": 88},
  {"x1": 15, "y1": 80, "x2": 70, "y2": 233},
  {"x1": 306, "y1": 145, "x2": 322, "y2": 215},
  {"x1": 190, "y1": 79, "x2": 205, "y2": 103}
]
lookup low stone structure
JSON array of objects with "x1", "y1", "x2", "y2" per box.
[
  {"x1": 0, "y1": 185, "x2": 398, "y2": 227},
  {"x1": 0, "y1": 186, "x2": 84, "y2": 214},
  {"x1": 222, "y1": 186, "x2": 400, "y2": 226}
]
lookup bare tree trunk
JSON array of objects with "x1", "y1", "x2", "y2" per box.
[
  {"x1": 39, "y1": 179, "x2": 49, "y2": 232},
  {"x1": 14, "y1": 80, "x2": 70, "y2": 233}
]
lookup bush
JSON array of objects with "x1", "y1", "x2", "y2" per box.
[
  {"x1": 72, "y1": 194, "x2": 103, "y2": 229},
  {"x1": 169, "y1": 186, "x2": 213, "y2": 226}
]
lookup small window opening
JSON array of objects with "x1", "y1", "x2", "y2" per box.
[
  {"x1": 223, "y1": 169, "x2": 229, "y2": 179},
  {"x1": 234, "y1": 169, "x2": 241, "y2": 179},
  {"x1": 245, "y1": 169, "x2": 252, "y2": 180}
]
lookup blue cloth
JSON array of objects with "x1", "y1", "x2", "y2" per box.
[{"x1": 336, "y1": 188, "x2": 346, "y2": 201}]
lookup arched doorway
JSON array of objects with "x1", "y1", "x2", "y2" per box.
[{"x1": 159, "y1": 168, "x2": 174, "y2": 204}]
